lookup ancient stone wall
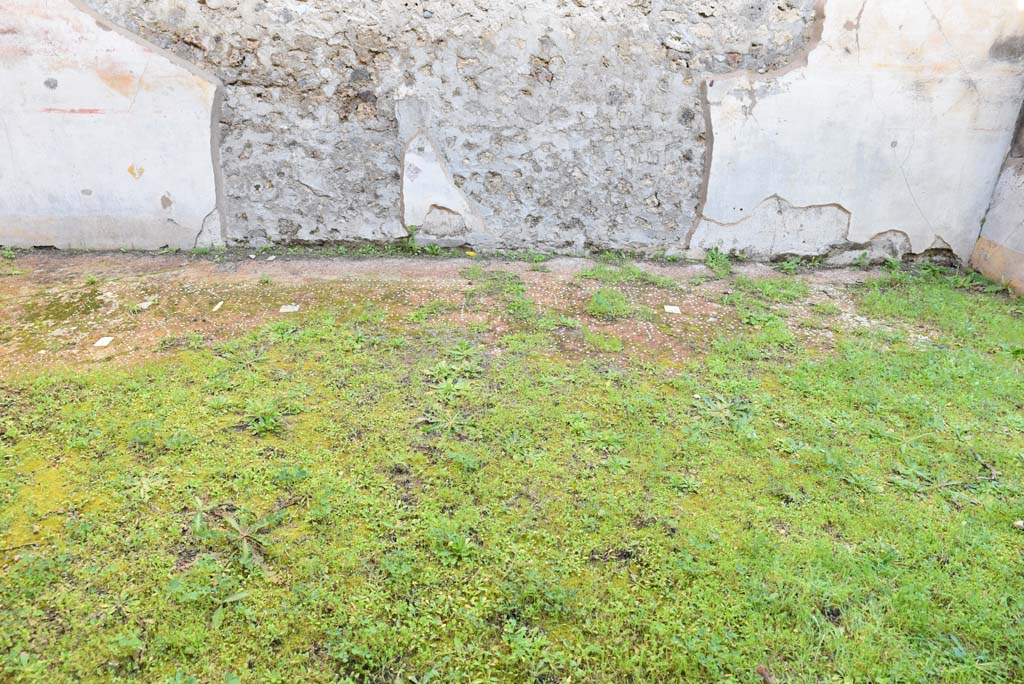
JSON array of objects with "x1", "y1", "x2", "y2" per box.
[
  {"x1": 5, "y1": 1, "x2": 1024, "y2": 261},
  {"x1": 81, "y1": 0, "x2": 820, "y2": 250}
]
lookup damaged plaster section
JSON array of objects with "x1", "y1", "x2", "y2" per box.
[
  {"x1": 396, "y1": 96, "x2": 488, "y2": 247},
  {"x1": 689, "y1": 193, "x2": 912, "y2": 263},
  {"x1": 691, "y1": 195, "x2": 850, "y2": 258},
  {"x1": 397, "y1": 120, "x2": 489, "y2": 248},
  {"x1": 85, "y1": 0, "x2": 821, "y2": 250},
  {"x1": 692, "y1": 0, "x2": 1024, "y2": 262},
  {"x1": 401, "y1": 132, "x2": 488, "y2": 248},
  {"x1": 0, "y1": 0, "x2": 224, "y2": 250},
  {"x1": 401, "y1": 132, "x2": 489, "y2": 249}
]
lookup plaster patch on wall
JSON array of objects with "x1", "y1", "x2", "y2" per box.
[
  {"x1": 968, "y1": 57, "x2": 1022, "y2": 293},
  {"x1": 401, "y1": 131, "x2": 487, "y2": 248},
  {"x1": 695, "y1": 0, "x2": 1024, "y2": 261},
  {"x1": 0, "y1": 0, "x2": 224, "y2": 250}
]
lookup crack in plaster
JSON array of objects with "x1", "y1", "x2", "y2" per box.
[
  {"x1": 921, "y1": 0, "x2": 974, "y2": 82},
  {"x1": 845, "y1": 0, "x2": 867, "y2": 57},
  {"x1": 691, "y1": 194, "x2": 855, "y2": 258},
  {"x1": 697, "y1": 194, "x2": 852, "y2": 229}
]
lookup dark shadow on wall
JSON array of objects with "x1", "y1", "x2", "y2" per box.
[{"x1": 1010, "y1": 99, "x2": 1024, "y2": 160}]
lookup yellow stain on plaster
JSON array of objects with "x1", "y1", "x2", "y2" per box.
[
  {"x1": 97, "y1": 68, "x2": 137, "y2": 97},
  {"x1": 128, "y1": 164, "x2": 145, "y2": 180},
  {"x1": 971, "y1": 237, "x2": 1024, "y2": 295}
]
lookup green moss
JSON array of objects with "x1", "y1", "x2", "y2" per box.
[
  {"x1": 24, "y1": 288, "x2": 103, "y2": 323},
  {"x1": 1, "y1": 272, "x2": 1023, "y2": 683}
]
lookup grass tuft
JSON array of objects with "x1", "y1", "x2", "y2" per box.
[
  {"x1": 585, "y1": 288, "x2": 633, "y2": 319},
  {"x1": 704, "y1": 247, "x2": 732, "y2": 278},
  {"x1": 583, "y1": 327, "x2": 624, "y2": 353},
  {"x1": 735, "y1": 275, "x2": 810, "y2": 303},
  {"x1": 578, "y1": 263, "x2": 677, "y2": 288}
]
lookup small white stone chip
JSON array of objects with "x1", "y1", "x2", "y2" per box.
[
  {"x1": 138, "y1": 301, "x2": 153, "y2": 310},
  {"x1": 279, "y1": 304, "x2": 300, "y2": 313},
  {"x1": 266, "y1": 255, "x2": 276, "y2": 261},
  {"x1": 212, "y1": 301, "x2": 224, "y2": 312},
  {"x1": 664, "y1": 305, "x2": 681, "y2": 314},
  {"x1": 248, "y1": 254, "x2": 256, "y2": 260},
  {"x1": 94, "y1": 336, "x2": 114, "y2": 348}
]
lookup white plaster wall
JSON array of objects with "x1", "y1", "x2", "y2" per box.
[
  {"x1": 0, "y1": 0, "x2": 223, "y2": 250},
  {"x1": 693, "y1": 0, "x2": 1024, "y2": 260},
  {"x1": 980, "y1": 160, "x2": 1024, "y2": 253}
]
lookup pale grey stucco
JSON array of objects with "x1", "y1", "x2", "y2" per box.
[
  {"x1": 980, "y1": 159, "x2": 1024, "y2": 260},
  {"x1": 972, "y1": 105, "x2": 1024, "y2": 293}
]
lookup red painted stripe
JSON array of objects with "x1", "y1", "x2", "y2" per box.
[{"x1": 42, "y1": 108, "x2": 103, "y2": 114}]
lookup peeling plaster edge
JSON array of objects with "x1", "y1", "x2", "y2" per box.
[
  {"x1": 712, "y1": 0, "x2": 828, "y2": 85},
  {"x1": 697, "y1": 193, "x2": 853, "y2": 230},
  {"x1": 208, "y1": 83, "x2": 227, "y2": 246},
  {"x1": 756, "y1": 0, "x2": 828, "y2": 81},
  {"x1": 686, "y1": 1, "x2": 828, "y2": 250},
  {"x1": 70, "y1": 0, "x2": 227, "y2": 246},
  {"x1": 837, "y1": 228, "x2": 912, "y2": 258},
  {"x1": 70, "y1": 0, "x2": 219, "y2": 84},
  {"x1": 690, "y1": 195, "x2": 922, "y2": 262},
  {"x1": 691, "y1": 229, "x2": 913, "y2": 264},
  {"x1": 684, "y1": 80, "x2": 714, "y2": 250},
  {"x1": 692, "y1": 193, "x2": 856, "y2": 258}
]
